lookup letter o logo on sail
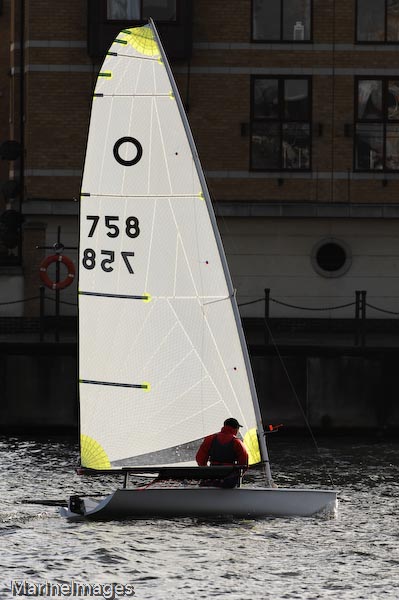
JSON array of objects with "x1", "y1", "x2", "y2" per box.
[{"x1": 113, "y1": 137, "x2": 143, "y2": 166}]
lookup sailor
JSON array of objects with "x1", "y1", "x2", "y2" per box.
[{"x1": 196, "y1": 418, "x2": 248, "y2": 487}]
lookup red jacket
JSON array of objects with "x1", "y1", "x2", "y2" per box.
[{"x1": 196, "y1": 425, "x2": 249, "y2": 466}]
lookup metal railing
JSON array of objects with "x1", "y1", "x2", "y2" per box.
[
  {"x1": 238, "y1": 288, "x2": 399, "y2": 348},
  {"x1": 1, "y1": 288, "x2": 399, "y2": 347}
]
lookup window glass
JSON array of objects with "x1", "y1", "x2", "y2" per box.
[
  {"x1": 283, "y1": 0, "x2": 311, "y2": 41},
  {"x1": 252, "y1": 0, "x2": 281, "y2": 40},
  {"x1": 142, "y1": 0, "x2": 176, "y2": 20},
  {"x1": 282, "y1": 123, "x2": 310, "y2": 168},
  {"x1": 355, "y1": 124, "x2": 384, "y2": 170},
  {"x1": 387, "y1": 0, "x2": 399, "y2": 41},
  {"x1": 253, "y1": 0, "x2": 310, "y2": 41},
  {"x1": 387, "y1": 81, "x2": 399, "y2": 119},
  {"x1": 355, "y1": 78, "x2": 399, "y2": 171},
  {"x1": 254, "y1": 79, "x2": 279, "y2": 119},
  {"x1": 284, "y1": 79, "x2": 309, "y2": 120},
  {"x1": 251, "y1": 77, "x2": 310, "y2": 170},
  {"x1": 358, "y1": 80, "x2": 382, "y2": 119},
  {"x1": 385, "y1": 125, "x2": 399, "y2": 168},
  {"x1": 107, "y1": 0, "x2": 176, "y2": 20},
  {"x1": 251, "y1": 123, "x2": 280, "y2": 169},
  {"x1": 357, "y1": 0, "x2": 386, "y2": 41},
  {"x1": 107, "y1": 0, "x2": 140, "y2": 19}
]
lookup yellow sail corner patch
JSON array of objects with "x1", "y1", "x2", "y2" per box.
[
  {"x1": 123, "y1": 25, "x2": 160, "y2": 57},
  {"x1": 243, "y1": 427, "x2": 261, "y2": 465},
  {"x1": 80, "y1": 434, "x2": 111, "y2": 469}
]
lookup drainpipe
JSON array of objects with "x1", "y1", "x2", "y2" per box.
[
  {"x1": 17, "y1": 0, "x2": 25, "y2": 263},
  {"x1": 19, "y1": 0, "x2": 25, "y2": 210}
]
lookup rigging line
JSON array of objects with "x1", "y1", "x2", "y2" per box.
[
  {"x1": 117, "y1": 53, "x2": 161, "y2": 63},
  {"x1": 45, "y1": 296, "x2": 77, "y2": 306},
  {"x1": 0, "y1": 296, "x2": 40, "y2": 305},
  {"x1": 202, "y1": 294, "x2": 232, "y2": 306},
  {"x1": 263, "y1": 317, "x2": 335, "y2": 488}
]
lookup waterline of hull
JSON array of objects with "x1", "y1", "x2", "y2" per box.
[{"x1": 61, "y1": 487, "x2": 338, "y2": 520}]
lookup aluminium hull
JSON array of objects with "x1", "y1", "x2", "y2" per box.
[{"x1": 61, "y1": 487, "x2": 337, "y2": 520}]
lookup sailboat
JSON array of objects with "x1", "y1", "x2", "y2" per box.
[{"x1": 62, "y1": 20, "x2": 337, "y2": 520}]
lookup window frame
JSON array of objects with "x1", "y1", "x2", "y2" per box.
[
  {"x1": 251, "y1": 0, "x2": 313, "y2": 43},
  {"x1": 355, "y1": 0, "x2": 399, "y2": 44},
  {"x1": 250, "y1": 75, "x2": 312, "y2": 172},
  {"x1": 354, "y1": 76, "x2": 399, "y2": 172}
]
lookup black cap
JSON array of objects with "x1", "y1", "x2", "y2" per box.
[{"x1": 224, "y1": 417, "x2": 243, "y2": 429}]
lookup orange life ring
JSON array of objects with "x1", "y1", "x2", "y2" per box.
[{"x1": 39, "y1": 254, "x2": 76, "y2": 290}]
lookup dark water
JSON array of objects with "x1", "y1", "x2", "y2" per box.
[{"x1": 1, "y1": 435, "x2": 398, "y2": 599}]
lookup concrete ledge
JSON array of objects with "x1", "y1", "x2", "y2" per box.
[{"x1": 214, "y1": 202, "x2": 399, "y2": 218}]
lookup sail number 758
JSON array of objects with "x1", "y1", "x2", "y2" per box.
[
  {"x1": 86, "y1": 215, "x2": 140, "y2": 238},
  {"x1": 82, "y1": 215, "x2": 140, "y2": 274}
]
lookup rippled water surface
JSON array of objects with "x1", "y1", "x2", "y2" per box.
[{"x1": 1, "y1": 435, "x2": 399, "y2": 599}]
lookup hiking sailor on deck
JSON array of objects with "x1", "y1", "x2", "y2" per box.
[{"x1": 196, "y1": 418, "x2": 249, "y2": 488}]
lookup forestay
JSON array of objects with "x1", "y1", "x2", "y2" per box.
[{"x1": 78, "y1": 22, "x2": 262, "y2": 469}]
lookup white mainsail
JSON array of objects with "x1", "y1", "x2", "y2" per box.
[{"x1": 78, "y1": 22, "x2": 263, "y2": 469}]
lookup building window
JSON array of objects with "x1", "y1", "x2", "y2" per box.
[
  {"x1": 107, "y1": 0, "x2": 177, "y2": 21},
  {"x1": 251, "y1": 77, "x2": 311, "y2": 171},
  {"x1": 355, "y1": 78, "x2": 399, "y2": 171},
  {"x1": 357, "y1": 0, "x2": 399, "y2": 42},
  {"x1": 311, "y1": 239, "x2": 352, "y2": 278},
  {"x1": 252, "y1": 0, "x2": 311, "y2": 42}
]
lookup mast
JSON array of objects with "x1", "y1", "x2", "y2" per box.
[{"x1": 150, "y1": 19, "x2": 273, "y2": 485}]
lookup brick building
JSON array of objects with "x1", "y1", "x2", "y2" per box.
[{"x1": 1, "y1": 0, "x2": 399, "y2": 336}]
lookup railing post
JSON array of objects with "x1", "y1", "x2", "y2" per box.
[
  {"x1": 39, "y1": 285, "x2": 45, "y2": 342},
  {"x1": 361, "y1": 290, "x2": 367, "y2": 349},
  {"x1": 264, "y1": 288, "x2": 270, "y2": 345},
  {"x1": 55, "y1": 288, "x2": 60, "y2": 342},
  {"x1": 355, "y1": 290, "x2": 361, "y2": 346}
]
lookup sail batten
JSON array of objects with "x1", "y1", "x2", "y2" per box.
[
  {"x1": 81, "y1": 380, "x2": 149, "y2": 390},
  {"x1": 79, "y1": 291, "x2": 149, "y2": 300},
  {"x1": 78, "y1": 21, "x2": 264, "y2": 470}
]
